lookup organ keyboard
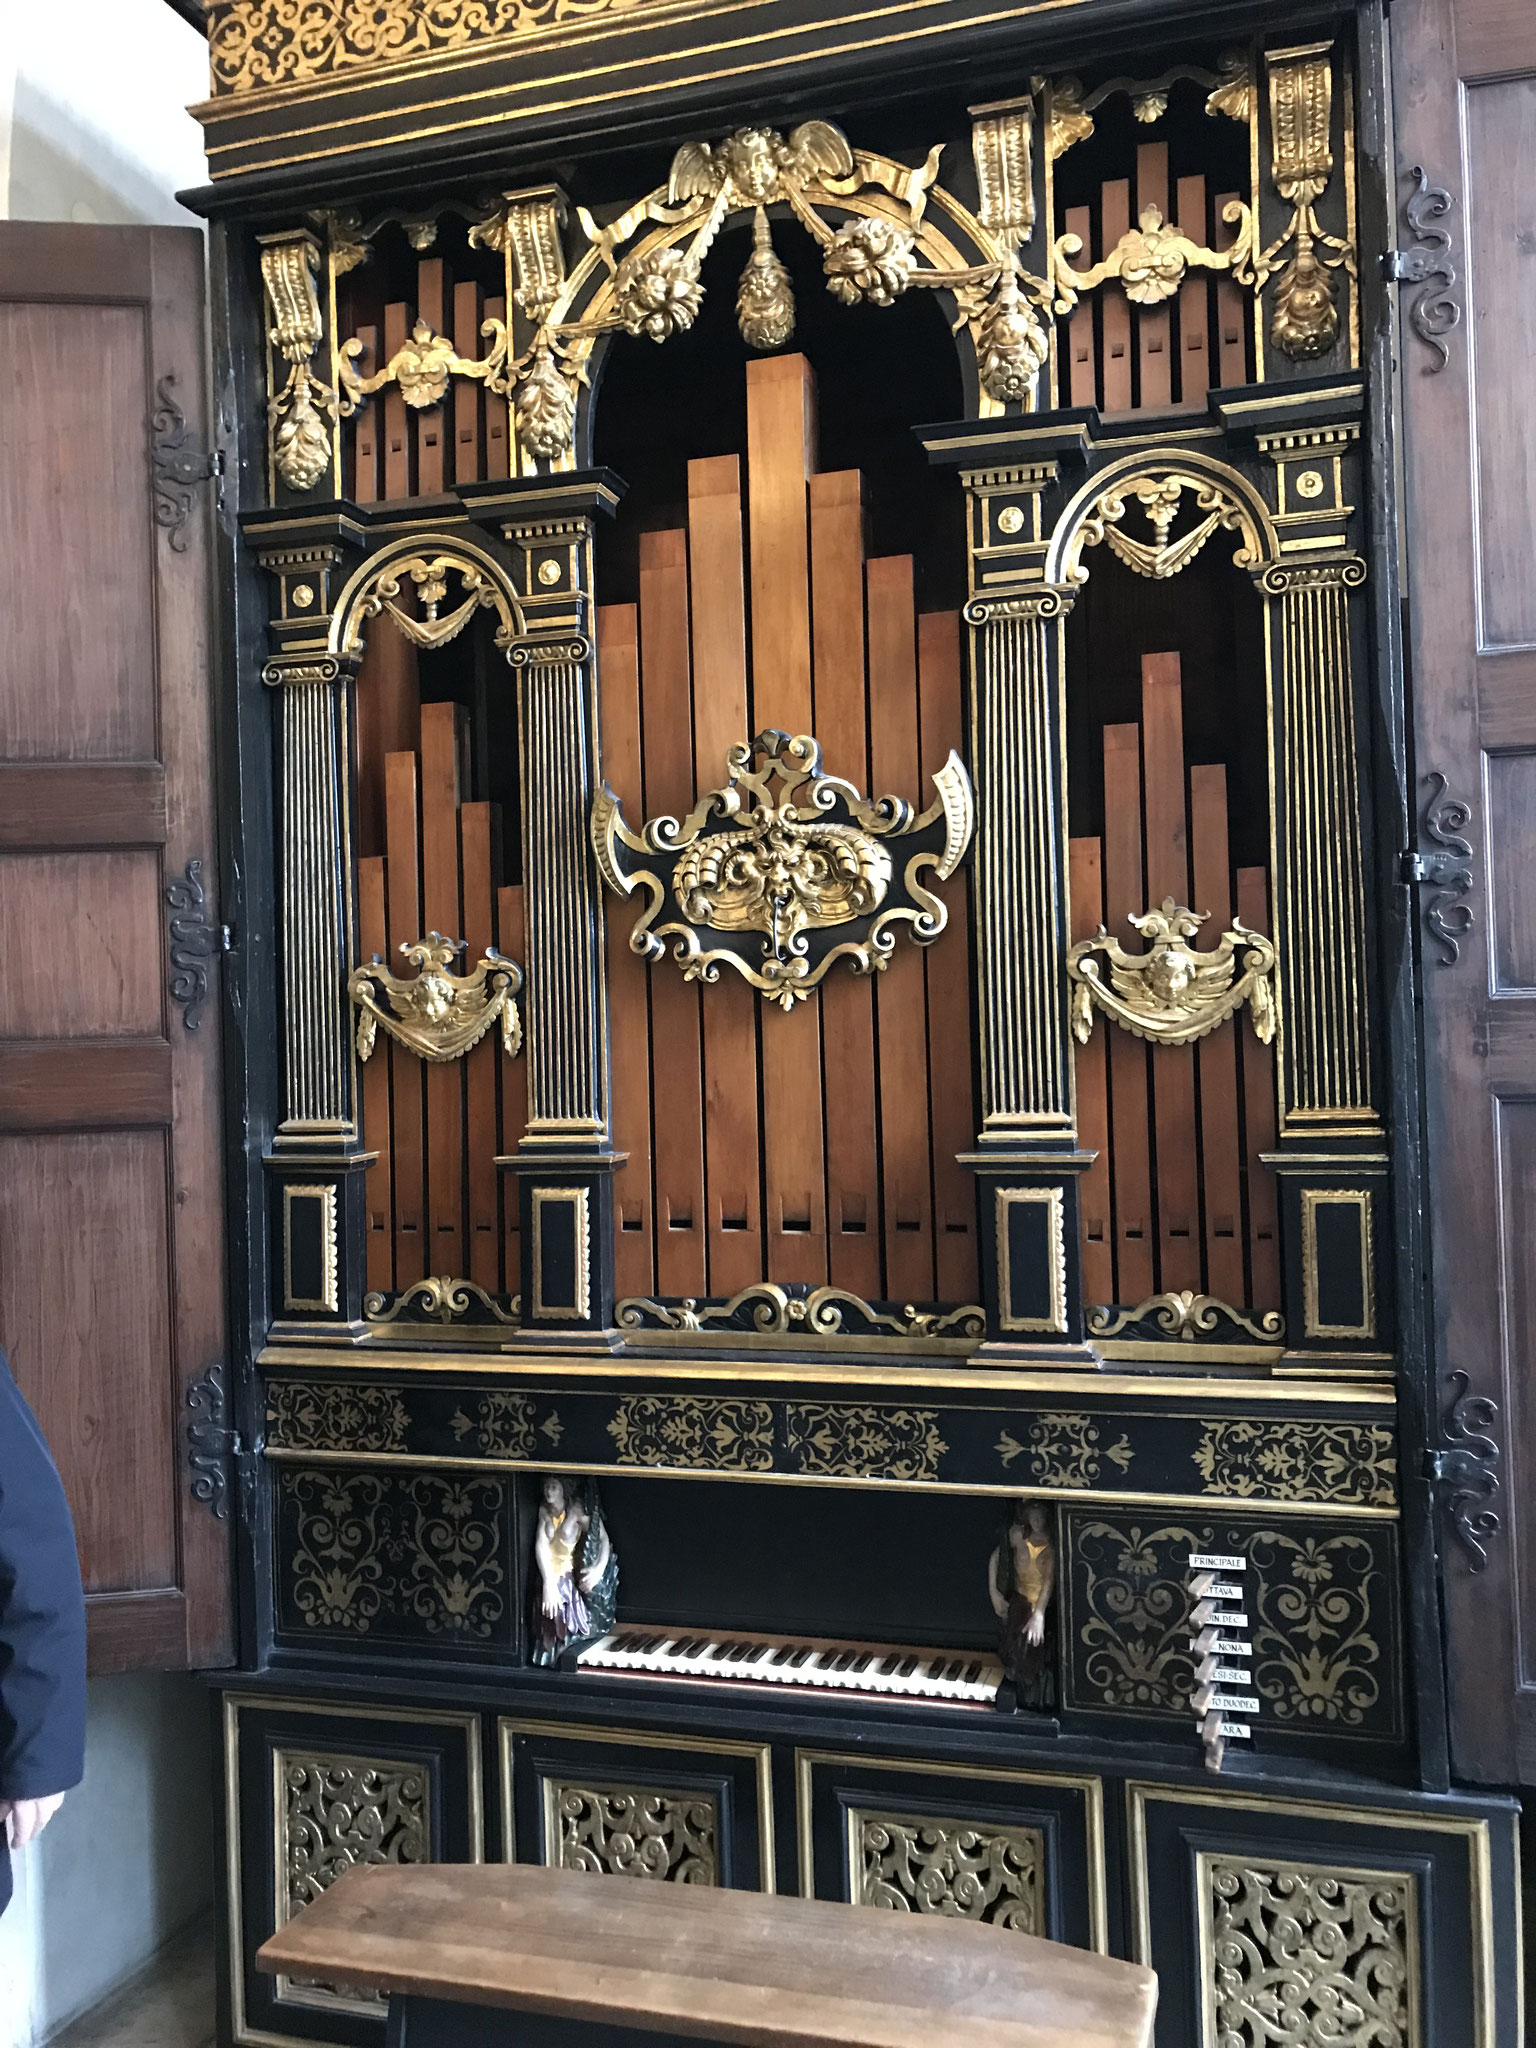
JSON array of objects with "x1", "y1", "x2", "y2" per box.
[{"x1": 576, "y1": 1629, "x2": 1003, "y2": 1704}]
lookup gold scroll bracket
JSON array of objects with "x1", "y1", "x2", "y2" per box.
[
  {"x1": 1067, "y1": 899, "x2": 1276, "y2": 1047},
  {"x1": 349, "y1": 934, "x2": 523, "y2": 1061}
]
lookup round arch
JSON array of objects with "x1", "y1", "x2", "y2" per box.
[
  {"x1": 328, "y1": 532, "x2": 521, "y2": 662},
  {"x1": 1044, "y1": 446, "x2": 1280, "y2": 589}
]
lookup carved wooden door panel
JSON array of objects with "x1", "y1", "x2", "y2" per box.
[
  {"x1": 0, "y1": 224, "x2": 232, "y2": 1672},
  {"x1": 1393, "y1": 0, "x2": 1536, "y2": 1781}
]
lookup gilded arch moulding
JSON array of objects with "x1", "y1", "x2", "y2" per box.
[
  {"x1": 328, "y1": 534, "x2": 522, "y2": 662},
  {"x1": 330, "y1": 109, "x2": 1052, "y2": 476},
  {"x1": 1044, "y1": 449, "x2": 1280, "y2": 589}
]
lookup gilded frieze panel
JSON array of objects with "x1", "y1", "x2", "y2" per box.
[
  {"x1": 259, "y1": 1376, "x2": 1399, "y2": 1513},
  {"x1": 548, "y1": 1783, "x2": 719, "y2": 1885}
]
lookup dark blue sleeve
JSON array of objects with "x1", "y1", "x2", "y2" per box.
[{"x1": 0, "y1": 1352, "x2": 87, "y2": 1801}]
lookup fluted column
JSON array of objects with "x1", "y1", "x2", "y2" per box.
[
  {"x1": 462, "y1": 471, "x2": 625, "y2": 1339},
  {"x1": 967, "y1": 587, "x2": 1077, "y2": 1145},
  {"x1": 917, "y1": 432, "x2": 1095, "y2": 1358}
]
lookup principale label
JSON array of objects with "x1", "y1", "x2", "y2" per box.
[{"x1": 1188, "y1": 1552, "x2": 1247, "y2": 1572}]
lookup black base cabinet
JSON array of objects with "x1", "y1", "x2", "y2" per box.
[{"x1": 218, "y1": 1675, "x2": 1519, "y2": 2048}]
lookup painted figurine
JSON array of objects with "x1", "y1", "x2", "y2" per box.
[
  {"x1": 989, "y1": 1498, "x2": 1057, "y2": 1708},
  {"x1": 532, "y1": 1475, "x2": 618, "y2": 1666}
]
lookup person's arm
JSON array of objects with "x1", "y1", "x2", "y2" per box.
[{"x1": 0, "y1": 1354, "x2": 87, "y2": 1848}]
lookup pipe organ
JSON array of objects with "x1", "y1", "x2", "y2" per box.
[{"x1": 186, "y1": 4, "x2": 1523, "y2": 2042}]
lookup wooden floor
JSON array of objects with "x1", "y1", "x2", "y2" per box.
[{"x1": 49, "y1": 1914, "x2": 214, "y2": 2048}]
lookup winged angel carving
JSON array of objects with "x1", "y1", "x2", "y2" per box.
[
  {"x1": 1067, "y1": 899, "x2": 1276, "y2": 1047},
  {"x1": 593, "y1": 731, "x2": 974, "y2": 1009}
]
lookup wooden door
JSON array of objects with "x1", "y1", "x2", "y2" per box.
[
  {"x1": 0, "y1": 225, "x2": 232, "y2": 1672},
  {"x1": 1393, "y1": 0, "x2": 1536, "y2": 1781}
]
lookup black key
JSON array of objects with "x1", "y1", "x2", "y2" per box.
[
  {"x1": 672, "y1": 1638, "x2": 703, "y2": 1658},
  {"x1": 963, "y1": 1662, "x2": 983, "y2": 1685},
  {"x1": 849, "y1": 1654, "x2": 873, "y2": 1672},
  {"x1": 771, "y1": 1645, "x2": 799, "y2": 1666},
  {"x1": 876, "y1": 1655, "x2": 902, "y2": 1675},
  {"x1": 896, "y1": 1657, "x2": 918, "y2": 1677},
  {"x1": 790, "y1": 1647, "x2": 816, "y2": 1667}
]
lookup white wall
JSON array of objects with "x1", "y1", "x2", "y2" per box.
[
  {"x1": 0, "y1": 0, "x2": 209, "y2": 225},
  {"x1": 0, "y1": 1676, "x2": 217, "y2": 2046},
  {"x1": 0, "y1": 5, "x2": 216, "y2": 2039}
]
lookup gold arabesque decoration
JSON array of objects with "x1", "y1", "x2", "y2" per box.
[
  {"x1": 1065, "y1": 472, "x2": 1263, "y2": 584},
  {"x1": 364, "y1": 1276, "x2": 519, "y2": 1325},
  {"x1": 349, "y1": 935, "x2": 523, "y2": 1063},
  {"x1": 1051, "y1": 201, "x2": 1259, "y2": 313},
  {"x1": 593, "y1": 730, "x2": 973, "y2": 1010},
  {"x1": 1089, "y1": 1294, "x2": 1286, "y2": 1346},
  {"x1": 1068, "y1": 900, "x2": 1276, "y2": 1048}
]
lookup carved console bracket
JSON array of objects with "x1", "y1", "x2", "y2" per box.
[
  {"x1": 594, "y1": 729, "x2": 973, "y2": 1009},
  {"x1": 1068, "y1": 899, "x2": 1277, "y2": 1047}
]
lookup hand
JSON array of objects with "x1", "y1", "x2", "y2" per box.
[
  {"x1": 0, "y1": 1794, "x2": 65, "y2": 1850},
  {"x1": 540, "y1": 1581, "x2": 561, "y2": 1619},
  {"x1": 1024, "y1": 1608, "x2": 1046, "y2": 1648}
]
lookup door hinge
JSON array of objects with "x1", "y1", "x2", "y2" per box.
[
  {"x1": 186, "y1": 1362, "x2": 242, "y2": 1522},
  {"x1": 1425, "y1": 1371, "x2": 1502, "y2": 1571},
  {"x1": 1402, "y1": 772, "x2": 1475, "y2": 965},
  {"x1": 1382, "y1": 167, "x2": 1461, "y2": 370},
  {"x1": 152, "y1": 372, "x2": 223, "y2": 550}
]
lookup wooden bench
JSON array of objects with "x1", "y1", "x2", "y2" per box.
[{"x1": 257, "y1": 1863, "x2": 1157, "y2": 2047}]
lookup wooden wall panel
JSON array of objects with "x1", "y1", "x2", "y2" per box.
[
  {"x1": 384, "y1": 749, "x2": 426, "y2": 1285},
  {"x1": 1070, "y1": 835, "x2": 1114, "y2": 1307},
  {"x1": 868, "y1": 556, "x2": 933, "y2": 1301},
  {"x1": 1236, "y1": 865, "x2": 1280, "y2": 1309},
  {"x1": 1175, "y1": 175, "x2": 1210, "y2": 408},
  {"x1": 1135, "y1": 145, "x2": 1171, "y2": 409},
  {"x1": 359, "y1": 853, "x2": 393, "y2": 1294},
  {"x1": 639, "y1": 529, "x2": 707, "y2": 1295},
  {"x1": 812, "y1": 469, "x2": 881, "y2": 1298},
  {"x1": 1099, "y1": 180, "x2": 1133, "y2": 414},
  {"x1": 415, "y1": 258, "x2": 448, "y2": 495},
  {"x1": 355, "y1": 613, "x2": 420, "y2": 861},
  {"x1": 1190, "y1": 764, "x2": 1245, "y2": 1304},
  {"x1": 461, "y1": 800, "x2": 500, "y2": 1292},
  {"x1": 0, "y1": 853, "x2": 162, "y2": 1035},
  {"x1": 497, "y1": 880, "x2": 526, "y2": 1285},
  {"x1": 918, "y1": 611, "x2": 978, "y2": 1304},
  {"x1": 598, "y1": 603, "x2": 655, "y2": 1299},
  {"x1": 1140, "y1": 653, "x2": 1200, "y2": 1292},
  {"x1": 382, "y1": 298, "x2": 414, "y2": 501},
  {"x1": 1101, "y1": 721, "x2": 1154, "y2": 1303},
  {"x1": 0, "y1": 1131, "x2": 176, "y2": 1592},
  {"x1": 688, "y1": 456, "x2": 762, "y2": 1297},
  {"x1": 0, "y1": 303, "x2": 155, "y2": 760},
  {"x1": 747, "y1": 357, "x2": 826, "y2": 1281},
  {"x1": 420, "y1": 701, "x2": 466, "y2": 1275}
]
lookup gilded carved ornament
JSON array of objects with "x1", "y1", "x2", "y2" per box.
[
  {"x1": 616, "y1": 1284, "x2": 984, "y2": 1342},
  {"x1": 1035, "y1": 54, "x2": 1253, "y2": 161},
  {"x1": 349, "y1": 934, "x2": 523, "y2": 1063},
  {"x1": 260, "y1": 233, "x2": 338, "y2": 493},
  {"x1": 1068, "y1": 899, "x2": 1277, "y2": 1049},
  {"x1": 346, "y1": 553, "x2": 516, "y2": 657},
  {"x1": 330, "y1": 115, "x2": 1054, "y2": 467},
  {"x1": 593, "y1": 730, "x2": 973, "y2": 1010},
  {"x1": 1062, "y1": 470, "x2": 1265, "y2": 585},
  {"x1": 1088, "y1": 1293, "x2": 1285, "y2": 1345},
  {"x1": 1259, "y1": 41, "x2": 1356, "y2": 360}
]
